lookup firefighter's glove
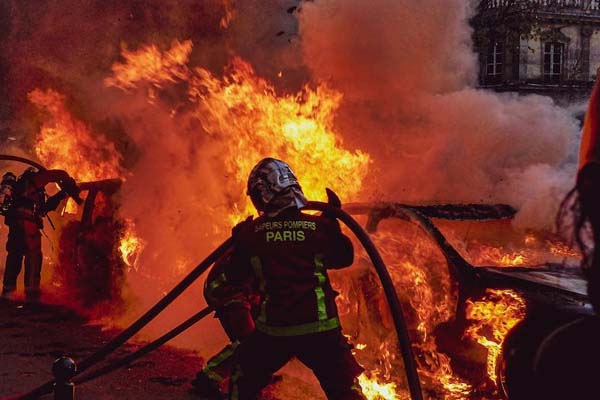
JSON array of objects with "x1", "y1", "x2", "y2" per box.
[
  {"x1": 323, "y1": 188, "x2": 342, "y2": 220},
  {"x1": 218, "y1": 301, "x2": 256, "y2": 341},
  {"x1": 60, "y1": 177, "x2": 83, "y2": 205}
]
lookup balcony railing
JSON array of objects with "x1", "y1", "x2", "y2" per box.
[{"x1": 484, "y1": 0, "x2": 600, "y2": 13}]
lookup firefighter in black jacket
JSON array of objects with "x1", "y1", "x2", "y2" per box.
[
  {"x1": 1, "y1": 167, "x2": 80, "y2": 302},
  {"x1": 209, "y1": 158, "x2": 365, "y2": 400}
]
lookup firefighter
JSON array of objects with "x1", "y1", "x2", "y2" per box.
[
  {"x1": 1, "y1": 167, "x2": 80, "y2": 302},
  {"x1": 212, "y1": 158, "x2": 364, "y2": 400}
]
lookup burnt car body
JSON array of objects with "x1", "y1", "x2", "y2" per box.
[
  {"x1": 56, "y1": 179, "x2": 125, "y2": 308},
  {"x1": 344, "y1": 202, "x2": 592, "y2": 399}
]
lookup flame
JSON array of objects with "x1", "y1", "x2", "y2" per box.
[
  {"x1": 29, "y1": 88, "x2": 122, "y2": 182},
  {"x1": 188, "y1": 57, "x2": 370, "y2": 222},
  {"x1": 62, "y1": 197, "x2": 80, "y2": 215},
  {"x1": 358, "y1": 372, "x2": 402, "y2": 400},
  {"x1": 547, "y1": 239, "x2": 581, "y2": 258},
  {"x1": 106, "y1": 41, "x2": 370, "y2": 223},
  {"x1": 375, "y1": 231, "x2": 472, "y2": 398},
  {"x1": 220, "y1": 0, "x2": 236, "y2": 29},
  {"x1": 119, "y1": 219, "x2": 146, "y2": 271},
  {"x1": 104, "y1": 40, "x2": 192, "y2": 90},
  {"x1": 334, "y1": 226, "x2": 471, "y2": 399},
  {"x1": 471, "y1": 245, "x2": 527, "y2": 267},
  {"x1": 465, "y1": 289, "x2": 526, "y2": 385},
  {"x1": 464, "y1": 233, "x2": 580, "y2": 268}
]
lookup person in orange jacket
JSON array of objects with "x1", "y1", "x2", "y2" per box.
[
  {"x1": 1, "y1": 167, "x2": 79, "y2": 302},
  {"x1": 536, "y1": 71, "x2": 600, "y2": 400},
  {"x1": 211, "y1": 158, "x2": 364, "y2": 400}
]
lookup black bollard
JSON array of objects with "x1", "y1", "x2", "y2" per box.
[{"x1": 52, "y1": 356, "x2": 77, "y2": 400}]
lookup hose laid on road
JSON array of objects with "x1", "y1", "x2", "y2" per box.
[
  {"x1": 11, "y1": 238, "x2": 233, "y2": 400},
  {"x1": 74, "y1": 306, "x2": 214, "y2": 385}
]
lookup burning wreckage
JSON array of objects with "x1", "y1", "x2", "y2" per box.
[
  {"x1": 339, "y1": 202, "x2": 588, "y2": 399},
  {"x1": 0, "y1": 159, "x2": 588, "y2": 400}
]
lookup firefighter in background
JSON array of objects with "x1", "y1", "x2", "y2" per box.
[
  {"x1": 1, "y1": 167, "x2": 80, "y2": 302},
  {"x1": 210, "y1": 158, "x2": 364, "y2": 400},
  {"x1": 536, "y1": 71, "x2": 600, "y2": 399}
]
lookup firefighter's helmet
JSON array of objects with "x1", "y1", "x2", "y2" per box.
[
  {"x1": 247, "y1": 158, "x2": 307, "y2": 216},
  {"x1": 21, "y1": 166, "x2": 38, "y2": 178},
  {"x1": 2, "y1": 172, "x2": 16, "y2": 184}
]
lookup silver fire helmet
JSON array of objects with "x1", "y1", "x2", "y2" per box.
[
  {"x1": 21, "y1": 166, "x2": 38, "y2": 177},
  {"x1": 2, "y1": 172, "x2": 16, "y2": 183},
  {"x1": 247, "y1": 158, "x2": 308, "y2": 216}
]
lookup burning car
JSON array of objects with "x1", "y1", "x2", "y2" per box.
[
  {"x1": 56, "y1": 178, "x2": 127, "y2": 309},
  {"x1": 337, "y1": 202, "x2": 589, "y2": 400}
]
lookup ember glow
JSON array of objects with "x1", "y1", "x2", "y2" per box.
[
  {"x1": 29, "y1": 88, "x2": 123, "y2": 182},
  {"x1": 465, "y1": 289, "x2": 527, "y2": 384}
]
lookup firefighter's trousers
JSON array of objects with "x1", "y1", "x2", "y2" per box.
[
  {"x1": 2, "y1": 220, "x2": 43, "y2": 300},
  {"x1": 229, "y1": 328, "x2": 365, "y2": 400}
]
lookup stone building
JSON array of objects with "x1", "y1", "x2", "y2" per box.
[{"x1": 474, "y1": 0, "x2": 600, "y2": 103}]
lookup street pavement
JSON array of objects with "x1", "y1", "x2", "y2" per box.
[{"x1": 0, "y1": 300, "x2": 324, "y2": 399}]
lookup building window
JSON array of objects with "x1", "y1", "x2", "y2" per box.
[
  {"x1": 486, "y1": 41, "x2": 503, "y2": 77},
  {"x1": 544, "y1": 42, "x2": 564, "y2": 81}
]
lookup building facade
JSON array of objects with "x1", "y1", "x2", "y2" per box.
[{"x1": 475, "y1": 0, "x2": 600, "y2": 103}]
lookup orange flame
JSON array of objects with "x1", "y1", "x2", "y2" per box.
[
  {"x1": 464, "y1": 232, "x2": 580, "y2": 268},
  {"x1": 220, "y1": 0, "x2": 236, "y2": 29},
  {"x1": 106, "y1": 41, "x2": 370, "y2": 222},
  {"x1": 29, "y1": 88, "x2": 122, "y2": 182},
  {"x1": 358, "y1": 372, "x2": 402, "y2": 400},
  {"x1": 465, "y1": 289, "x2": 526, "y2": 385},
  {"x1": 104, "y1": 40, "x2": 192, "y2": 90},
  {"x1": 188, "y1": 57, "x2": 370, "y2": 222},
  {"x1": 375, "y1": 231, "x2": 471, "y2": 397},
  {"x1": 119, "y1": 219, "x2": 146, "y2": 271}
]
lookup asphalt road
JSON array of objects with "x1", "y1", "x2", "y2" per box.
[{"x1": 0, "y1": 300, "x2": 325, "y2": 400}]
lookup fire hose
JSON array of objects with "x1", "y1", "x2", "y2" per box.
[
  {"x1": 4, "y1": 201, "x2": 423, "y2": 400},
  {"x1": 74, "y1": 306, "x2": 214, "y2": 385},
  {"x1": 0, "y1": 155, "x2": 47, "y2": 171}
]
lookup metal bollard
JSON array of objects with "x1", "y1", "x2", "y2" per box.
[{"x1": 52, "y1": 356, "x2": 77, "y2": 400}]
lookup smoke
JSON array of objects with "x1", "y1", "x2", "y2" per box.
[{"x1": 299, "y1": 0, "x2": 580, "y2": 229}]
